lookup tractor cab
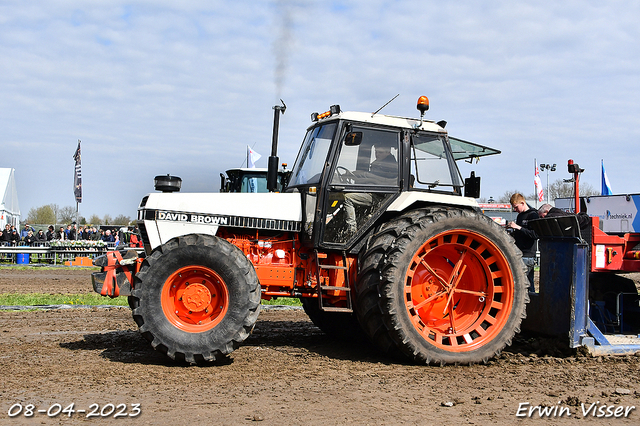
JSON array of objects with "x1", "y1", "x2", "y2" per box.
[
  {"x1": 286, "y1": 97, "x2": 500, "y2": 250},
  {"x1": 220, "y1": 167, "x2": 291, "y2": 193}
]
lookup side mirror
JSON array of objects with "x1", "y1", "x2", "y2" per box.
[
  {"x1": 464, "y1": 171, "x2": 481, "y2": 199},
  {"x1": 344, "y1": 132, "x2": 363, "y2": 146}
]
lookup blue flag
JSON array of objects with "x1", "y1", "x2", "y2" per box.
[{"x1": 601, "y1": 160, "x2": 613, "y2": 196}]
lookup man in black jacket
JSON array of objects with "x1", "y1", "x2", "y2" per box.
[
  {"x1": 1, "y1": 224, "x2": 10, "y2": 243},
  {"x1": 9, "y1": 229, "x2": 20, "y2": 245},
  {"x1": 46, "y1": 225, "x2": 56, "y2": 241},
  {"x1": 507, "y1": 193, "x2": 539, "y2": 291}
]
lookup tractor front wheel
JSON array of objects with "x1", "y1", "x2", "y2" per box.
[{"x1": 130, "y1": 234, "x2": 261, "y2": 364}]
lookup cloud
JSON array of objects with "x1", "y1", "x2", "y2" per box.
[{"x1": 1, "y1": 1, "x2": 639, "y2": 222}]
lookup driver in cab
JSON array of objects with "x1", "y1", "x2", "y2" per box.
[
  {"x1": 342, "y1": 143, "x2": 398, "y2": 234},
  {"x1": 352, "y1": 144, "x2": 397, "y2": 184}
]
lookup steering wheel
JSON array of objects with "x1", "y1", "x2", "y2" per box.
[{"x1": 335, "y1": 166, "x2": 357, "y2": 184}]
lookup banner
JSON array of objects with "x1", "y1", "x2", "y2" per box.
[
  {"x1": 73, "y1": 140, "x2": 82, "y2": 203},
  {"x1": 601, "y1": 159, "x2": 613, "y2": 195},
  {"x1": 534, "y1": 161, "x2": 544, "y2": 202}
]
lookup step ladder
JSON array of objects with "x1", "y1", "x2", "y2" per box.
[{"x1": 315, "y1": 250, "x2": 353, "y2": 313}]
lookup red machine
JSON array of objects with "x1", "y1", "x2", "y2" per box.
[{"x1": 564, "y1": 159, "x2": 640, "y2": 273}]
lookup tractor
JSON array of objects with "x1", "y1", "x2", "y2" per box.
[
  {"x1": 92, "y1": 96, "x2": 529, "y2": 365},
  {"x1": 219, "y1": 166, "x2": 291, "y2": 193}
]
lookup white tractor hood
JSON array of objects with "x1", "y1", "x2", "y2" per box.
[{"x1": 139, "y1": 192, "x2": 303, "y2": 249}]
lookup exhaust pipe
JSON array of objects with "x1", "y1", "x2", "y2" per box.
[{"x1": 267, "y1": 99, "x2": 286, "y2": 192}]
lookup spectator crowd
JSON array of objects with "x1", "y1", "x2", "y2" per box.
[{"x1": 1, "y1": 222, "x2": 142, "y2": 248}]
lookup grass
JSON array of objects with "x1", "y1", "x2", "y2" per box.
[
  {"x1": 0, "y1": 293, "x2": 302, "y2": 307},
  {"x1": 0, "y1": 293, "x2": 128, "y2": 307},
  {"x1": 261, "y1": 297, "x2": 302, "y2": 306},
  {"x1": 0, "y1": 263, "x2": 302, "y2": 307},
  {"x1": 0, "y1": 265, "x2": 100, "y2": 271}
]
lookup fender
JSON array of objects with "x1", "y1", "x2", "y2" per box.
[{"x1": 387, "y1": 191, "x2": 479, "y2": 212}]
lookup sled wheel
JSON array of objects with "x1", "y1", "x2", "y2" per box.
[
  {"x1": 356, "y1": 208, "x2": 528, "y2": 364},
  {"x1": 131, "y1": 234, "x2": 260, "y2": 364}
]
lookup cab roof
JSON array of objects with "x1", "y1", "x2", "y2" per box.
[
  {"x1": 313, "y1": 111, "x2": 446, "y2": 133},
  {"x1": 309, "y1": 111, "x2": 500, "y2": 161}
]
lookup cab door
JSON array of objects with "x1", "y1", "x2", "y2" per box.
[{"x1": 320, "y1": 125, "x2": 401, "y2": 247}]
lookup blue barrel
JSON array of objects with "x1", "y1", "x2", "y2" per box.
[{"x1": 17, "y1": 253, "x2": 30, "y2": 264}]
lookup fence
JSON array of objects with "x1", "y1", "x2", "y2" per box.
[{"x1": 0, "y1": 242, "x2": 142, "y2": 265}]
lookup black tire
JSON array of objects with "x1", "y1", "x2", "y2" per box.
[
  {"x1": 355, "y1": 207, "x2": 529, "y2": 365},
  {"x1": 300, "y1": 298, "x2": 365, "y2": 341},
  {"x1": 127, "y1": 295, "x2": 138, "y2": 310},
  {"x1": 130, "y1": 234, "x2": 261, "y2": 364}
]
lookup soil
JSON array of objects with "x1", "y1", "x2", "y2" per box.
[{"x1": 1, "y1": 267, "x2": 639, "y2": 425}]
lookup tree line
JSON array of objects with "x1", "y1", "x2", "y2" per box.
[{"x1": 26, "y1": 204, "x2": 132, "y2": 226}]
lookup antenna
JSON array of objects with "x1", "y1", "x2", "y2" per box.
[{"x1": 371, "y1": 94, "x2": 399, "y2": 117}]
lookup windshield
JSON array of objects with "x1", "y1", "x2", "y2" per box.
[
  {"x1": 289, "y1": 122, "x2": 337, "y2": 186},
  {"x1": 240, "y1": 173, "x2": 269, "y2": 193},
  {"x1": 411, "y1": 133, "x2": 462, "y2": 191}
]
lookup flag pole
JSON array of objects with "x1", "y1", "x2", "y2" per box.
[
  {"x1": 534, "y1": 158, "x2": 537, "y2": 208},
  {"x1": 73, "y1": 139, "x2": 82, "y2": 240}
]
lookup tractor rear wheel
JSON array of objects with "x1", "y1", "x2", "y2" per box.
[
  {"x1": 356, "y1": 207, "x2": 528, "y2": 365},
  {"x1": 130, "y1": 234, "x2": 261, "y2": 364}
]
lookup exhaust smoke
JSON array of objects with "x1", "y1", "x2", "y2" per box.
[{"x1": 273, "y1": 0, "x2": 295, "y2": 100}]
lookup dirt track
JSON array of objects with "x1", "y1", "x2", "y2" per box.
[{"x1": 1, "y1": 267, "x2": 639, "y2": 425}]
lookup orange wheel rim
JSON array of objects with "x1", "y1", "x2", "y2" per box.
[
  {"x1": 161, "y1": 266, "x2": 229, "y2": 333},
  {"x1": 404, "y1": 230, "x2": 514, "y2": 352}
]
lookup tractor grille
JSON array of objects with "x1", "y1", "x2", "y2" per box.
[
  {"x1": 137, "y1": 222, "x2": 151, "y2": 252},
  {"x1": 224, "y1": 216, "x2": 302, "y2": 232}
]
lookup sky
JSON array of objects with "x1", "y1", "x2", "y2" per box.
[{"x1": 2, "y1": 1, "x2": 640, "y2": 221}]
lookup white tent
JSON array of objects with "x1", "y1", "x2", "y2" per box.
[{"x1": 0, "y1": 168, "x2": 20, "y2": 228}]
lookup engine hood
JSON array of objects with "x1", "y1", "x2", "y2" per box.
[{"x1": 138, "y1": 192, "x2": 302, "y2": 250}]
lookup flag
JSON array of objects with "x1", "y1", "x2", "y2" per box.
[
  {"x1": 534, "y1": 161, "x2": 544, "y2": 202},
  {"x1": 73, "y1": 140, "x2": 82, "y2": 203},
  {"x1": 247, "y1": 145, "x2": 261, "y2": 168},
  {"x1": 601, "y1": 159, "x2": 613, "y2": 195}
]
